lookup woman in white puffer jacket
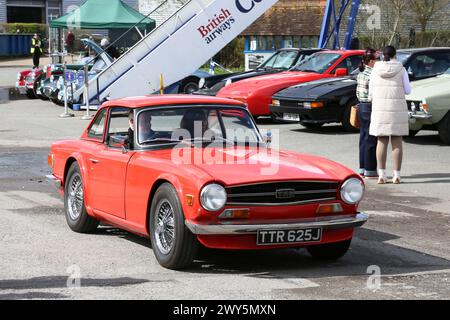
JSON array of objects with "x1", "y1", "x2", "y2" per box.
[{"x1": 369, "y1": 46, "x2": 411, "y2": 184}]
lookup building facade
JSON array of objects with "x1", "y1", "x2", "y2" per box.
[{"x1": 241, "y1": 0, "x2": 326, "y2": 69}]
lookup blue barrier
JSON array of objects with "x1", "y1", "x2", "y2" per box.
[{"x1": 0, "y1": 34, "x2": 33, "y2": 56}]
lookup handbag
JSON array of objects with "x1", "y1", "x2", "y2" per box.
[{"x1": 350, "y1": 105, "x2": 360, "y2": 129}]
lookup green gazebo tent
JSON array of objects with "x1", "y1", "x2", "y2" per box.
[{"x1": 50, "y1": 0, "x2": 155, "y2": 30}]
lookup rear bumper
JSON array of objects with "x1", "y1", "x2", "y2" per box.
[{"x1": 185, "y1": 213, "x2": 368, "y2": 235}]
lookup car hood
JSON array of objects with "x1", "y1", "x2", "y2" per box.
[
  {"x1": 151, "y1": 146, "x2": 353, "y2": 186},
  {"x1": 274, "y1": 77, "x2": 357, "y2": 100},
  {"x1": 407, "y1": 74, "x2": 450, "y2": 100},
  {"x1": 218, "y1": 71, "x2": 320, "y2": 97}
]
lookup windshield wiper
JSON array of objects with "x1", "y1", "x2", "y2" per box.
[{"x1": 296, "y1": 69, "x2": 318, "y2": 73}]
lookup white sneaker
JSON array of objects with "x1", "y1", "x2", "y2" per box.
[{"x1": 392, "y1": 176, "x2": 401, "y2": 184}]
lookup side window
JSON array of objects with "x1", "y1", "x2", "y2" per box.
[
  {"x1": 107, "y1": 107, "x2": 131, "y2": 147},
  {"x1": 88, "y1": 108, "x2": 107, "y2": 140},
  {"x1": 428, "y1": 52, "x2": 450, "y2": 76},
  {"x1": 333, "y1": 56, "x2": 361, "y2": 74}
]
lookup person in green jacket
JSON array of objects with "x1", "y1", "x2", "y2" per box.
[{"x1": 31, "y1": 34, "x2": 43, "y2": 68}]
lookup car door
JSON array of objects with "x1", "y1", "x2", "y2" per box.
[
  {"x1": 332, "y1": 55, "x2": 362, "y2": 75},
  {"x1": 88, "y1": 107, "x2": 134, "y2": 219}
]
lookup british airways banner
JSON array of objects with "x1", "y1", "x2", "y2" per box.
[{"x1": 85, "y1": 0, "x2": 279, "y2": 101}]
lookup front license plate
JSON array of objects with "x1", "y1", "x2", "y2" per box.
[
  {"x1": 283, "y1": 113, "x2": 300, "y2": 122},
  {"x1": 257, "y1": 228, "x2": 322, "y2": 246}
]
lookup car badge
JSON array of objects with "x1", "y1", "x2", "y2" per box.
[{"x1": 275, "y1": 189, "x2": 296, "y2": 199}]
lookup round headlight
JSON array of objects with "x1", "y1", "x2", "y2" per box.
[
  {"x1": 340, "y1": 178, "x2": 364, "y2": 204},
  {"x1": 200, "y1": 184, "x2": 227, "y2": 212},
  {"x1": 199, "y1": 78, "x2": 206, "y2": 89}
]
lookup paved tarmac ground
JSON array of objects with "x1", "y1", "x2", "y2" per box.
[{"x1": 0, "y1": 76, "x2": 450, "y2": 299}]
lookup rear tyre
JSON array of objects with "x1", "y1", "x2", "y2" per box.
[
  {"x1": 64, "y1": 162, "x2": 99, "y2": 233},
  {"x1": 438, "y1": 112, "x2": 450, "y2": 145},
  {"x1": 149, "y1": 183, "x2": 198, "y2": 270},
  {"x1": 342, "y1": 103, "x2": 359, "y2": 133},
  {"x1": 180, "y1": 79, "x2": 199, "y2": 94},
  {"x1": 307, "y1": 239, "x2": 352, "y2": 260}
]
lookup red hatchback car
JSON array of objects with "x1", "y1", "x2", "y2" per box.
[
  {"x1": 217, "y1": 50, "x2": 364, "y2": 118},
  {"x1": 48, "y1": 95, "x2": 368, "y2": 269}
]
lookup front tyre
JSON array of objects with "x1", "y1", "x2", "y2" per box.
[
  {"x1": 64, "y1": 162, "x2": 99, "y2": 233},
  {"x1": 438, "y1": 112, "x2": 450, "y2": 145},
  {"x1": 307, "y1": 239, "x2": 352, "y2": 260},
  {"x1": 149, "y1": 183, "x2": 198, "y2": 270}
]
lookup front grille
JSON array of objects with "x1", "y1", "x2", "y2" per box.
[
  {"x1": 279, "y1": 100, "x2": 304, "y2": 108},
  {"x1": 226, "y1": 181, "x2": 339, "y2": 206}
]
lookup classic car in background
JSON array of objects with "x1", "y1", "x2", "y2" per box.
[
  {"x1": 270, "y1": 48, "x2": 450, "y2": 131},
  {"x1": 48, "y1": 95, "x2": 367, "y2": 270},
  {"x1": 194, "y1": 48, "x2": 323, "y2": 96},
  {"x1": 15, "y1": 68, "x2": 43, "y2": 99},
  {"x1": 407, "y1": 67, "x2": 450, "y2": 144},
  {"x1": 216, "y1": 50, "x2": 364, "y2": 119},
  {"x1": 15, "y1": 69, "x2": 34, "y2": 98}
]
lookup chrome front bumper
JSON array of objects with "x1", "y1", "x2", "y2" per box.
[
  {"x1": 185, "y1": 213, "x2": 369, "y2": 235},
  {"x1": 409, "y1": 112, "x2": 432, "y2": 120}
]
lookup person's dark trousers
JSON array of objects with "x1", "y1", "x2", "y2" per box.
[
  {"x1": 359, "y1": 102, "x2": 378, "y2": 177},
  {"x1": 33, "y1": 49, "x2": 40, "y2": 68}
]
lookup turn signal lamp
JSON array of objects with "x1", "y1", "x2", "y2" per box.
[
  {"x1": 316, "y1": 203, "x2": 344, "y2": 214},
  {"x1": 421, "y1": 99, "x2": 429, "y2": 113},
  {"x1": 219, "y1": 209, "x2": 250, "y2": 219},
  {"x1": 272, "y1": 99, "x2": 281, "y2": 107},
  {"x1": 185, "y1": 194, "x2": 194, "y2": 206},
  {"x1": 47, "y1": 153, "x2": 54, "y2": 169},
  {"x1": 304, "y1": 102, "x2": 324, "y2": 109}
]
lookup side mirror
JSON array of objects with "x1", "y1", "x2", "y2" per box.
[
  {"x1": 110, "y1": 135, "x2": 128, "y2": 153},
  {"x1": 335, "y1": 68, "x2": 348, "y2": 77}
]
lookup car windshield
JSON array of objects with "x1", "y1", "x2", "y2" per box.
[
  {"x1": 396, "y1": 52, "x2": 411, "y2": 65},
  {"x1": 291, "y1": 52, "x2": 342, "y2": 73},
  {"x1": 136, "y1": 106, "x2": 262, "y2": 148},
  {"x1": 260, "y1": 50, "x2": 298, "y2": 70}
]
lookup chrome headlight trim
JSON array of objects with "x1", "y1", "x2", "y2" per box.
[
  {"x1": 340, "y1": 178, "x2": 365, "y2": 205},
  {"x1": 200, "y1": 183, "x2": 227, "y2": 212}
]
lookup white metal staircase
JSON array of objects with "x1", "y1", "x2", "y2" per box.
[{"x1": 75, "y1": 0, "x2": 279, "y2": 104}]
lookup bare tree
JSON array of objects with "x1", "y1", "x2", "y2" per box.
[{"x1": 410, "y1": 0, "x2": 450, "y2": 32}]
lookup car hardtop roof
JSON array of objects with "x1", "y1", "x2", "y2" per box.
[
  {"x1": 316, "y1": 49, "x2": 365, "y2": 55},
  {"x1": 398, "y1": 47, "x2": 450, "y2": 54},
  {"x1": 101, "y1": 94, "x2": 246, "y2": 110}
]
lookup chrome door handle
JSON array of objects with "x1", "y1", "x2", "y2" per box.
[{"x1": 89, "y1": 158, "x2": 100, "y2": 164}]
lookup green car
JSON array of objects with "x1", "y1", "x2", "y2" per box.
[{"x1": 406, "y1": 67, "x2": 450, "y2": 144}]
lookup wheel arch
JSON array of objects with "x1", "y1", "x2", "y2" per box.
[{"x1": 145, "y1": 176, "x2": 185, "y2": 235}]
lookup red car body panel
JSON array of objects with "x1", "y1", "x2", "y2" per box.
[
  {"x1": 217, "y1": 50, "x2": 365, "y2": 116},
  {"x1": 50, "y1": 95, "x2": 364, "y2": 250}
]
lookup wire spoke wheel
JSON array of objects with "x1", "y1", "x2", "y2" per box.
[
  {"x1": 67, "y1": 174, "x2": 83, "y2": 221},
  {"x1": 154, "y1": 200, "x2": 176, "y2": 255}
]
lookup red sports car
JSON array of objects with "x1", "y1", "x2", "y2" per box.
[
  {"x1": 48, "y1": 95, "x2": 367, "y2": 270},
  {"x1": 217, "y1": 50, "x2": 364, "y2": 118}
]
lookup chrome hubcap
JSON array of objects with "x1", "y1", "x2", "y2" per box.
[
  {"x1": 154, "y1": 200, "x2": 175, "y2": 255},
  {"x1": 67, "y1": 174, "x2": 83, "y2": 221}
]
